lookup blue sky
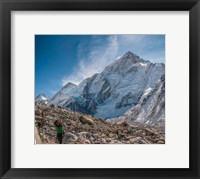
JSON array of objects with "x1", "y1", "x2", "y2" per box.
[{"x1": 35, "y1": 34, "x2": 165, "y2": 97}]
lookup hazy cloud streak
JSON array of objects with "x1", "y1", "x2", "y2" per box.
[{"x1": 62, "y1": 36, "x2": 119, "y2": 86}]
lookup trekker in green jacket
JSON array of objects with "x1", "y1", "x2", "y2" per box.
[{"x1": 54, "y1": 119, "x2": 63, "y2": 144}]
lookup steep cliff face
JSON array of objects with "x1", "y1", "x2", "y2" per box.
[
  {"x1": 109, "y1": 75, "x2": 165, "y2": 124},
  {"x1": 47, "y1": 51, "x2": 165, "y2": 121}
]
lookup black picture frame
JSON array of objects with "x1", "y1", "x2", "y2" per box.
[{"x1": 0, "y1": 0, "x2": 200, "y2": 178}]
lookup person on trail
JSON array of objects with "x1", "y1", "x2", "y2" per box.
[{"x1": 54, "y1": 119, "x2": 63, "y2": 144}]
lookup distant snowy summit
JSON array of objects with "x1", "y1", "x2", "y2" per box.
[
  {"x1": 47, "y1": 51, "x2": 165, "y2": 124},
  {"x1": 35, "y1": 94, "x2": 50, "y2": 104}
]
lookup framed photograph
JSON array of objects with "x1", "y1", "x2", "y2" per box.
[
  {"x1": 0, "y1": 0, "x2": 200, "y2": 178},
  {"x1": 35, "y1": 34, "x2": 165, "y2": 145}
]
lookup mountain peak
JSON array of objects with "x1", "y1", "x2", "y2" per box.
[
  {"x1": 104, "y1": 51, "x2": 145, "y2": 73},
  {"x1": 65, "y1": 82, "x2": 76, "y2": 87},
  {"x1": 120, "y1": 51, "x2": 142, "y2": 63},
  {"x1": 122, "y1": 51, "x2": 139, "y2": 59},
  {"x1": 62, "y1": 82, "x2": 77, "y2": 90},
  {"x1": 35, "y1": 93, "x2": 49, "y2": 104},
  {"x1": 36, "y1": 93, "x2": 48, "y2": 99}
]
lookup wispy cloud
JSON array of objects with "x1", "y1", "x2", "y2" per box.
[
  {"x1": 62, "y1": 35, "x2": 119, "y2": 86},
  {"x1": 49, "y1": 90, "x2": 58, "y2": 96},
  {"x1": 61, "y1": 34, "x2": 165, "y2": 86}
]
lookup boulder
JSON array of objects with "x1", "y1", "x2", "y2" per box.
[
  {"x1": 129, "y1": 137, "x2": 141, "y2": 144},
  {"x1": 144, "y1": 128, "x2": 157, "y2": 136},
  {"x1": 79, "y1": 115, "x2": 94, "y2": 125},
  {"x1": 109, "y1": 133, "x2": 115, "y2": 138},
  {"x1": 101, "y1": 138, "x2": 107, "y2": 144},
  {"x1": 106, "y1": 138, "x2": 111, "y2": 143},
  {"x1": 157, "y1": 140, "x2": 165, "y2": 144},
  {"x1": 84, "y1": 139, "x2": 91, "y2": 144},
  {"x1": 117, "y1": 121, "x2": 129, "y2": 127},
  {"x1": 64, "y1": 132, "x2": 78, "y2": 142}
]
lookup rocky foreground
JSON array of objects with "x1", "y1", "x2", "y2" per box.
[{"x1": 35, "y1": 103, "x2": 165, "y2": 144}]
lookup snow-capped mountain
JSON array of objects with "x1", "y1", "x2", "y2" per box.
[
  {"x1": 48, "y1": 51, "x2": 165, "y2": 121},
  {"x1": 35, "y1": 94, "x2": 50, "y2": 104}
]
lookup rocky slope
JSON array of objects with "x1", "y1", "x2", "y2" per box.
[
  {"x1": 35, "y1": 102, "x2": 165, "y2": 144},
  {"x1": 48, "y1": 51, "x2": 165, "y2": 122}
]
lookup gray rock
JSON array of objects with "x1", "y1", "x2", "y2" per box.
[
  {"x1": 84, "y1": 139, "x2": 91, "y2": 144},
  {"x1": 109, "y1": 133, "x2": 115, "y2": 138},
  {"x1": 129, "y1": 137, "x2": 141, "y2": 144},
  {"x1": 64, "y1": 132, "x2": 78, "y2": 142},
  {"x1": 157, "y1": 140, "x2": 165, "y2": 144},
  {"x1": 101, "y1": 138, "x2": 107, "y2": 144},
  {"x1": 106, "y1": 138, "x2": 112, "y2": 142}
]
